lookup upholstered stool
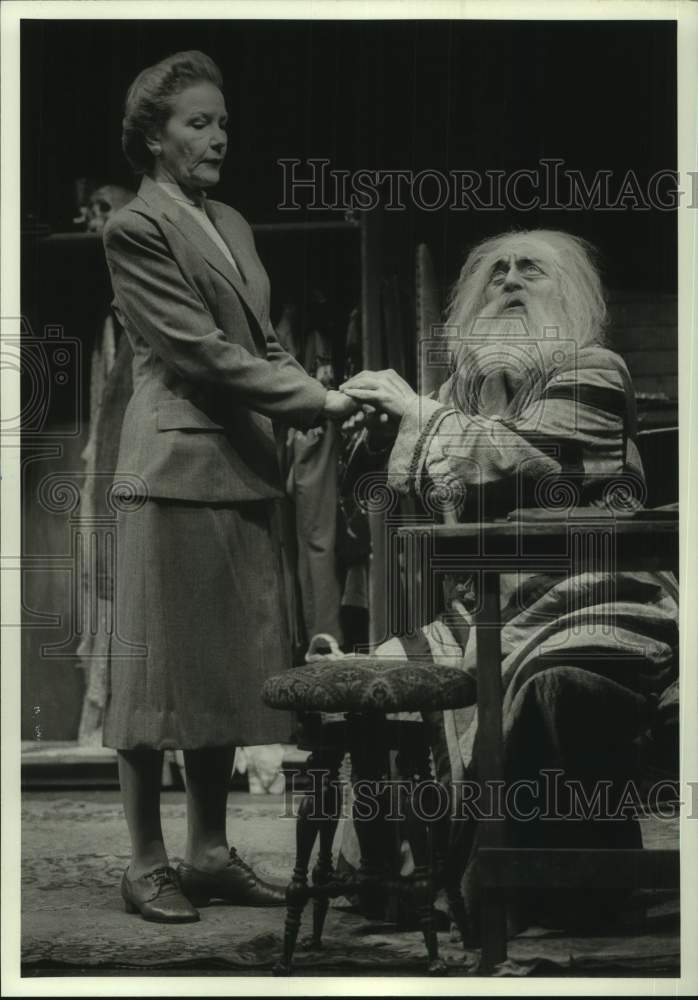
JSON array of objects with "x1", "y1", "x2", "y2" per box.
[{"x1": 261, "y1": 655, "x2": 472, "y2": 976}]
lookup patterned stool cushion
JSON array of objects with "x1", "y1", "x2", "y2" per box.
[{"x1": 261, "y1": 656, "x2": 474, "y2": 714}]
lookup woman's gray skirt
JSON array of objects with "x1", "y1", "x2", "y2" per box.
[{"x1": 103, "y1": 498, "x2": 292, "y2": 750}]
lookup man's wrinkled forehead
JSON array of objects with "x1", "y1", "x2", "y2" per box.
[{"x1": 476, "y1": 237, "x2": 557, "y2": 276}]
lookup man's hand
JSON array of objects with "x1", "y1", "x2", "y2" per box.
[
  {"x1": 340, "y1": 369, "x2": 418, "y2": 420},
  {"x1": 322, "y1": 388, "x2": 360, "y2": 421}
]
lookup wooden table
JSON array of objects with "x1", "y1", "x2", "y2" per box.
[{"x1": 396, "y1": 513, "x2": 680, "y2": 972}]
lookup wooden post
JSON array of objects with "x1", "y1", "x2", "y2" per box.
[
  {"x1": 473, "y1": 569, "x2": 507, "y2": 972},
  {"x1": 361, "y1": 209, "x2": 389, "y2": 649}
]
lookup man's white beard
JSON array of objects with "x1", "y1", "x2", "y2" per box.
[{"x1": 451, "y1": 298, "x2": 575, "y2": 414}]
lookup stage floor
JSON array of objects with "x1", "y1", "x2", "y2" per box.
[{"x1": 18, "y1": 789, "x2": 680, "y2": 979}]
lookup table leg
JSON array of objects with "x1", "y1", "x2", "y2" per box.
[
  {"x1": 401, "y1": 742, "x2": 448, "y2": 975},
  {"x1": 441, "y1": 813, "x2": 471, "y2": 949},
  {"x1": 473, "y1": 569, "x2": 507, "y2": 973}
]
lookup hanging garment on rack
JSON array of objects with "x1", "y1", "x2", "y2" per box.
[
  {"x1": 288, "y1": 421, "x2": 344, "y2": 648},
  {"x1": 280, "y1": 292, "x2": 362, "y2": 653},
  {"x1": 302, "y1": 287, "x2": 338, "y2": 384},
  {"x1": 344, "y1": 305, "x2": 362, "y2": 381},
  {"x1": 275, "y1": 302, "x2": 302, "y2": 361},
  {"x1": 336, "y1": 304, "x2": 372, "y2": 650},
  {"x1": 76, "y1": 324, "x2": 133, "y2": 744},
  {"x1": 78, "y1": 312, "x2": 118, "y2": 499}
]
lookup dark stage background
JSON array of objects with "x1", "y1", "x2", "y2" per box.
[{"x1": 22, "y1": 19, "x2": 677, "y2": 293}]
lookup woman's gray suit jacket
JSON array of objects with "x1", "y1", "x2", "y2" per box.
[{"x1": 102, "y1": 174, "x2": 327, "y2": 503}]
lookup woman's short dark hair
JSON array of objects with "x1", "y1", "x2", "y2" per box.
[{"x1": 122, "y1": 51, "x2": 223, "y2": 173}]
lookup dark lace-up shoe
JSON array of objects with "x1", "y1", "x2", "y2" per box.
[
  {"x1": 121, "y1": 865, "x2": 200, "y2": 922},
  {"x1": 177, "y1": 847, "x2": 286, "y2": 907}
]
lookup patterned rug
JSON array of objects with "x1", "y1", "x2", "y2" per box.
[{"x1": 21, "y1": 791, "x2": 680, "y2": 977}]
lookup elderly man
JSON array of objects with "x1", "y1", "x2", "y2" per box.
[{"x1": 341, "y1": 229, "x2": 678, "y2": 936}]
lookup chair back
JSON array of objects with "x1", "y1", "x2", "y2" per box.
[{"x1": 637, "y1": 427, "x2": 678, "y2": 508}]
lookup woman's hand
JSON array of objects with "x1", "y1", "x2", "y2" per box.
[
  {"x1": 340, "y1": 369, "x2": 418, "y2": 420},
  {"x1": 322, "y1": 388, "x2": 360, "y2": 421}
]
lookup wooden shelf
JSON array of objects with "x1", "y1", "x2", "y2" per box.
[{"x1": 22, "y1": 217, "x2": 361, "y2": 244}]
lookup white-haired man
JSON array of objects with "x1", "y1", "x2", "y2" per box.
[
  {"x1": 341, "y1": 229, "x2": 678, "y2": 937},
  {"x1": 344, "y1": 229, "x2": 644, "y2": 510}
]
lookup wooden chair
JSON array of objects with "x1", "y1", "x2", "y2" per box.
[{"x1": 396, "y1": 513, "x2": 680, "y2": 972}]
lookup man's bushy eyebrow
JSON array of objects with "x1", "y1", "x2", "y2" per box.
[
  {"x1": 489, "y1": 255, "x2": 545, "y2": 273},
  {"x1": 489, "y1": 258, "x2": 509, "y2": 273}
]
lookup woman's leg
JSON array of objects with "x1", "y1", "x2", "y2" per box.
[
  {"x1": 183, "y1": 746, "x2": 236, "y2": 871},
  {"x1": 178, "y1": 745, "x2": 285, "y2": 905},
  {"x1": 117, "y1": 748, "x2": 168, "y2": 878}
]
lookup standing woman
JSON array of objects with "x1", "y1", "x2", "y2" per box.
[{"x1": 102, "y1": 51, "x2": 356, "y2": 922}]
